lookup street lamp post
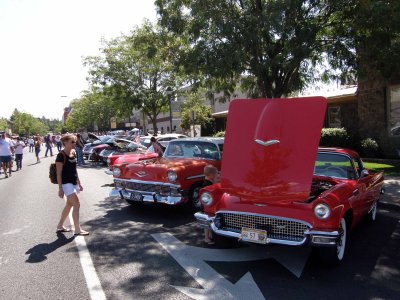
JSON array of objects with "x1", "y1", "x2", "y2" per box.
[{"x1": 166, "y1": 87, "x2": 173, "y2": 133}]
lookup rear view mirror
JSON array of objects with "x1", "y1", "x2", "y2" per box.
[{"x1": 361, "y1": 169, "x2": 369, "y2": 178}]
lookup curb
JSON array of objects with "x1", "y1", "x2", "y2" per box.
[{"x1": 379, "y1": 201, "x2": 400, "y2": 213}]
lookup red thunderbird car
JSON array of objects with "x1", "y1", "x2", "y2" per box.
[{"x1": 195, "y1": 97, "x2": 384, "y2": 265}]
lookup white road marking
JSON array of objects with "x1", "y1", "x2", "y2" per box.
[
  {"x1": 69, "y1": 213, "x2": 106, "y2": 300},
  {"x1": 152, "y1": 232, "x2": 311, "y2": 300}
]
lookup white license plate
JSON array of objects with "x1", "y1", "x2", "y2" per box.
[
  {"x1": 240, "y1": 228, "x2": 268, "y2": 244},
  {"x1": 130, "y1": 192, "x2": 143, "y2": 202}
]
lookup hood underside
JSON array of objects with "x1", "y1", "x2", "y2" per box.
[{"x1": 221, "y1": 97, "x2": 327, "y2": 204}]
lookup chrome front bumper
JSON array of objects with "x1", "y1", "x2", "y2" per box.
[
  {"x1": 109, "y1": 178, "x2": 186, "y2": 206},
  {"x1": 194, "y1": 212, "x2": 341, "y2": 247},
  {"x1": 110, "y1": 188, "x2": 184, "y2": 205}
]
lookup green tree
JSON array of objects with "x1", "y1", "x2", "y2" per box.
[
  {"x1": 156, "y1": 0, "x2": 348, "y2": 98},
  {"x1": 10, "y1": 109, "x2": 48, "y2": 136},
  {"x1": 84, "y1": 21, "x2": 184, "y2": 133},
  {"x1": 180, "y1": 90, "x2": 213, "y2": 136},
  {"x1": 327, "y1": 0, "x2": 400, "y2": 81},
  {"x1": 64, "y1": 90, "x2": 118, "y2": 132},
  {"x1": 0, "y1": 118, "x2": 7, "y2": 131}
]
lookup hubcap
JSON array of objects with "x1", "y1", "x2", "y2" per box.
[
  {"x1": 337, "y1": 218, "x2": 346, "y2": 260},
  {"x1": 371, "y1": 202, "x2": 377, "y2": 220},
  {"x1": 192, "y1": 187, "x2": 201, "y2": 209}
]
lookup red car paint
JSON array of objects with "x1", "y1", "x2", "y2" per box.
[
  {"x1": 195, "y1": 97, "x2": 384, "y2": 264},
  {"x1": 110, "y1": 138, "x2": 224, "y2": 208}
]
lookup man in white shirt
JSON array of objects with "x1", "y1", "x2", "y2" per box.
[
  {"x1": 28, "y1": 137, "x2": 34, "y2": 152},
  {"x1": 55, "y1": 133, "x2": 62, "y2": 152},
  {"x1": 14, "y1": 137, "x2": 25, "y2": 171},
  {"x1": 0, "y1": 132, "x2": 15, "y2": 178}
]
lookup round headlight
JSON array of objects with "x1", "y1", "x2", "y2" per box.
[
  {"x1": 113, "y1": 167, "x2": 121, "y2": 177},
  {"x1": 167, "y1": 170, "x2": 177, "y2": 182},
  {"x1": 314, "y1": 203, "x2": 331, "y2": 219},
  {"x1": 201, "y1": 192, "x2": 213, "y2": 206}
]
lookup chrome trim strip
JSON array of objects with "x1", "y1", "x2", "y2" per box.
[
  {"x1": 306, "y1": 230, "x2": 340, "y2": 236},
  {"x1": 255, "y1": 139, "x2": 280, "y2": 147},
  {"x1": 114, "y1": 178, "x2": 180, "y2": 188},
  {"x1": 186, "y1": 174, "x2": 205, "y2": 180}
]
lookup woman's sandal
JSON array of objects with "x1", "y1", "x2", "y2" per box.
[
  {"x1": 74, "y1": 230, "x2": 89, "y2": 236},
  {"x1": 56, "y1": 227, "x2": 71, "y2": 233}
]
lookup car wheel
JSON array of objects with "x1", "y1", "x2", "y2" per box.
[
  {"x1": 368, "y1": 201, "x2": 378, "y2": 222},
  {"x1": 318, "y1": 218, "x2": 347, "y2": 265},
  {"x1": 186, "y1": 182, "x2": 203, "y2": 212}
]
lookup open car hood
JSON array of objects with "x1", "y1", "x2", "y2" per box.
[
  {"x1": 88, "y1": 133, "x2": 101, "y2": 141},
  {"x1": 221, "y1": 97, "x2": 327, "y2": 204}
]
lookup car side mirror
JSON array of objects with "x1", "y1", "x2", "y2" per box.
[{"x1": 361, "y1": 169, "x2": 369, "y2": 178}]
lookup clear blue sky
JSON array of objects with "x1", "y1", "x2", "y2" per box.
[{"x1": 0, "y1": 0, "x2": 156, "y2": 120}]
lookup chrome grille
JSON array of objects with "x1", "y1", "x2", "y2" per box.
[
  {"x1": 218, "y1": 212, "x2": 309, "y2": 242},
  {"x1": 124, "y1": 181, "x2": 173, "y2": 195}
]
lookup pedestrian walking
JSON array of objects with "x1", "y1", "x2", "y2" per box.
[
  {"x1": 44, "y1": 133, "x2": 53, "y2": 157},
  {"x1": 75, "y1": 133, "x2": 86, "y2": 166},
  {"x1": 34, "y1": 136, "x2": 41, "y2": 163},
  {"x1": 55, "y1": 133, "x2": 62, "y2": 152},
  {"x1": 14, "y1": 137, "x2": 25, "y2": 171},
  {"x1": 55, "y1": 134, "x2": 89, "y2": 236},
  {"x1": 0, "y1": 132, "x2": 15, "y2": 178},
  {"x1": 28, "y1": 136, "x2": 34, "y2": 152}
]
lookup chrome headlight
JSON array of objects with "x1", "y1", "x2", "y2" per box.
[
  {"x1": 167, "y1": 170, "x2": 177, "y2": 182},
  {"x1": 201, "y1": 192, "x2": 213, "y2": 206},
  {"x1": 314, "y1": 203, "x2": 331, "y2": 220},
  {"x1": 107, "y1": 158, "x2": 111, "y2": 165},
  {"x1": 113, "y1": 167, "x2": 121, "y2": 177}
]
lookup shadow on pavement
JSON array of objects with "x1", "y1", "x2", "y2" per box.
[
  {"x1": 83, "y1": 198, "x2": 400, "y2": 299},
  {"x1": 25, "y1": 233, "x2": 75, "y2": 263},
  {"x1": 382, "y1": 179, "x2": 400, "y2": 208}
]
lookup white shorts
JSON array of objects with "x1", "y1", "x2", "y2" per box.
[{"x1": 62, "y1": 183, "x2": 80, "y2": 197}]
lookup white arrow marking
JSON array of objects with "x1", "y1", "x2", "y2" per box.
[{"x1": 152, "y1": 232, "x2": 311, "y2": 300}]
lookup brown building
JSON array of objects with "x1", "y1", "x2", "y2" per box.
[{"x1": 211, "y1": 84, "x2": 400, "y2": 158}]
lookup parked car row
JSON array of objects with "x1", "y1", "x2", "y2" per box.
[{"x1": 105, "y1": 97, "x2": 384, "y2": 265}]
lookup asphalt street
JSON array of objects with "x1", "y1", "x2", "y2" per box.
[{"x1": 0, "y1": 147, "x2": 399, "y2": 300}]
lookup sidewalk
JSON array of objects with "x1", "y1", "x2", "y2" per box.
[{"x1": 380, "y1": 177, "x2": 400, "y2": 212}]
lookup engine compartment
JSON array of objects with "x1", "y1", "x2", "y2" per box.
[{"x1": 307, "y1": 176, "x2": 339, "y2": 202}]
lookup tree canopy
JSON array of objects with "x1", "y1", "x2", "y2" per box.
[
  {"x1": 10, "y1": 109, "x2": 48, "y2": 136},
  {"x1": 156, "y1": 0, "x2": 400, "y2": 97},
  {"x1": 64, "y1": 90, "x2": 117, "y2": 132},
  {"x1": 179, "y1": 89, "x2": 214, "y2": 135},
  {"x1": 84, "y1": 21, "x2": 185, "y2": 133}
]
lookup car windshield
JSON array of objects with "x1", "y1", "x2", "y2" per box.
[
  {"x1": 314, "y1": 153, "x2": 357, "y2": 180},
  {"x1": 165, "y1": 140, "x2": 221, "y2": 160},
  {"x1": 141, "y1": 138, "x2": 151, "y2": 149},
  {"x1": 126, "y1": 142, "x2": 146, "y2": 151}
]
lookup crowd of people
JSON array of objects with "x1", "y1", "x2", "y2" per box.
[{"x1": 0, "y1": 132, "x2": 67, "y2": 178}]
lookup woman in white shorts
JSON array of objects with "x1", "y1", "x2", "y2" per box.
[{"x1": 55, "y1": 134, "x2": 89, "y2": 236}]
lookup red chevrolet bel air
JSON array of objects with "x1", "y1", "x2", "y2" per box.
[
  {"x1": 195, "y1": 97, "x2": 384, "y2": 265},
  {"x1": 110, "y1": 137, "x2": 224, "y2": 210}
]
